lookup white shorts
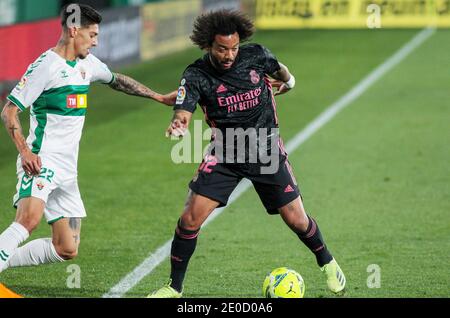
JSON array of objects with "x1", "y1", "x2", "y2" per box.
[{"x1": 13, "y1": 155, "x2": 86, "y2": 224}]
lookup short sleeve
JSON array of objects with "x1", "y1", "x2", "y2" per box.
[
  {"x1": 7, "y1": 59, "x2": 49, "y2": 112},
  {"x1": 88, "y1": 54, "x2": 115, "y2": 84},
  {"x1": 173, "y1": 68, "x2": 201, "y2": 113},
  {"x1": 259, "y1": 45, "x2": 281, "y2": 75}
]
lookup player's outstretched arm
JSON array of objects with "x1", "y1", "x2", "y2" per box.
[
  {"x1": 1, "y1": 101, "x2": 41, "y2": 176},
  {"x1": 109, "y1": 73, "x2": 177, "y2": 106},
  {"x1": 269, "y1": 62, "x2": 296, "y2": 96},
  {"x1": 165, "y1": 109, "x2": 192, "y2": 138}
]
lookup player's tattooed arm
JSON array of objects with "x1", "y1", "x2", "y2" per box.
[
  {"x1": 1, "y1": 101, "x2": 23, "y2": 142},
  {"x1": 1, "y1": 101, "x2": 41, "y2": 176},
  {"x1": 165, "y1": 109, "x2": 192, "y2": 138},
  {"x1": 109, "y1": 73, "x2": 157, "y2": 98},
  {"x1": 109, "y1": 73, "x2": 177, "y2": 106},
  {"x1": 269, "y1": 62, "x2": 295, "y2": 96}
]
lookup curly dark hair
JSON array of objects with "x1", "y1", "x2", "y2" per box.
[{"x1": 190, "y1": 9, "x2": 255, "y2": 49}]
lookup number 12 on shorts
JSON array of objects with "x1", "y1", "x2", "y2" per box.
[{"x1": 199, "y1": 155, "x2": 218, "y2": 173}]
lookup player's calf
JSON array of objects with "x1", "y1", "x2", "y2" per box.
[
  {"x1": 279, "y1": 197, "x2": 333, "y2": 267},
  {"x1": 0, "y1": 198, "x2": 44, "y2": 272},
  {"x1": 278, "y1": 202, "x2": 309, "y2": 233},
  {"x1": 51, "y1": 217, "x2": 81, "y2": 260}
]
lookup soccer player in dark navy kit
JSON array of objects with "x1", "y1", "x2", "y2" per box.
[{"x1": 148, "y1": 10, "x2": 346, "y2": 298}]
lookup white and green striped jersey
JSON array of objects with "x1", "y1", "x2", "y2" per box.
[{"x1": 7, "y1": 49, "x2": 114, "y2": 172}]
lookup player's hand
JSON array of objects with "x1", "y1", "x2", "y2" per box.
[
  {"x1": 165, "y1": 118, "x2": 187, "y2": 138},
  {"x1": 269, "y1": 79, "x2": 283, "y2": 88},
  {"x1": 269, "y1": 79, "x2": 291, "y2": 96},
  {"x1": 20, "y1": 149, "x2": 42, "y2": 176},
  {"x1": 273, "y1": 83, "x2": 292, "y2": 96}
]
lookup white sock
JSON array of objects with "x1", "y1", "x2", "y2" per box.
[
  {"x1": 6, "y1": 238, "x2": 64, "y2": 269},
  {"x1": 0, "y1": 222, "x2": 29, "y2": 272}
]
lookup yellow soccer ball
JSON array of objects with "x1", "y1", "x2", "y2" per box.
[{"x1": 262, "y1": 267, "x2": 305, "y2": 298}]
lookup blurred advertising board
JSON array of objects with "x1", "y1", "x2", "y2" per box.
[
  {"x1": 0, "y1": 0, "x2": 16, "y2": 26},
  {"x1": 202, "y1": 0, "x2": 241, "y2": 11},
  {"x1": 255, "y1": 0, "x2": 450, "y2": 29},
  {"x1": 91, "y1": 6, "x2": 142, "y2": 68},
  {"x1": 60, "y1": 0, "x2": 110, "y2": 9},
  {"x1": 0, "y1": 18, "x2": 60, "y2": 82},
  {"x1": 140, "y1": 0, "x2": 202, "y2": 60},
  {"x1": 0, "y1": 0, "x2": 59, "y2": 27}
]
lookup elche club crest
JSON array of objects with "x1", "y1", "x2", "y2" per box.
[
  {"x1": 80, "y1": 67, "x2": 86, "y2": 80},
  {"x1": 250, "y1": 70, "x2": 260, "y2": 84},
  {"x1": 36, "y1": 180, "x2": 45, "y2": 191}
]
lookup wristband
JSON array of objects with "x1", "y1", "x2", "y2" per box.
[{"x1": 285, "y1": 75, "x2": 296, "y2": 89}]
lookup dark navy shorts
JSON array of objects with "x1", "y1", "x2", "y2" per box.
[{"x1": 189, "y1": 153, "x2": 301, "y2": 214}]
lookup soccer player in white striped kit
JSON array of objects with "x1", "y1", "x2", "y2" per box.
[{"x1": 0, "y1": 4, "x2": 176, "y2": 275}]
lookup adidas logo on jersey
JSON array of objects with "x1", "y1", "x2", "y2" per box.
[{"x1": 216, "y1": 84, "x2": 228, "y2": 93}]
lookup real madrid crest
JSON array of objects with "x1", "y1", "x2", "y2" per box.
[{"x1": 250, "y1": 70, "x2": 260, "y2": 84}]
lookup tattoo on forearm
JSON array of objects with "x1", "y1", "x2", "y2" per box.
[
  {"x1": 3, "y1": 113, "x2": 23, "y2": 140},
  {"x1": 9, "y1": 126, "x2": 18, "y2": 137},
  {"x1": 109, "y1": 73, "x2": 156, "y2": 98},
  {"x1": 11, "y1": 114, "x2": 22, "y2": 138},
  {"x1": 2, "y1": 104, "x2": 29, "y2": 153}
]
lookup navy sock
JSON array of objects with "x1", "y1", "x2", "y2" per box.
[
  {"x1": 297, "y1": 215, "x2": 333, "y2": 267},
  {"x1": 169, "y1": 220, "x2": 200, "y2": 292}
]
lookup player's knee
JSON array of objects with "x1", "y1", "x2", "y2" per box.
[
  {"x1": 54, "y1": 244, "x2": 78, "y2": 260},
  {"x1": 15, "y1": 215, "x2": 40, "y2": 234},
  {"x1": 296, "y1": 214, "x2": 309, "y2": 232},
  {"x1": 15, "y1": 200, "x2": 45, "y2": 233},
  {"x1": 180, "y1": 213, "x2": 202, "y2": 231}
]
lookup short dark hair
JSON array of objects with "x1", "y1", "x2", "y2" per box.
[
  {"x1": 190, "y1": 9, "x2": 254, "y2": 49},
  {"x1": 60, "y1": 3, "x2": 102, "y2": 29}
]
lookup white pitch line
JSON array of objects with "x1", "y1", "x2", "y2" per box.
[{"x1": 103, "y1": 27, "x2": 435, "y2": 298}]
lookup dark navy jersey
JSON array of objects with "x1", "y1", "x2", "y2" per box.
[{"x1": 174, "y1": 43, "x2": 281, "y2": 132}]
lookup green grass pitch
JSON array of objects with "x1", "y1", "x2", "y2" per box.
[{"x1": 0, "y1": 29, "x2": 448, "y2": 298}]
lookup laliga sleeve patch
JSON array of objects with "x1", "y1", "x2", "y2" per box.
[
  {"x1": 14, "y1": 76, "x2": 28, "y2": 92},
  {"x1": 176, "y1": 86, "x2": 186, "y2": 105}
]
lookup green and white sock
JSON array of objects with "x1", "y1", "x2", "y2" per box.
[{"x1": 6, "y1": 238, "x2": 64, "y2": 269}]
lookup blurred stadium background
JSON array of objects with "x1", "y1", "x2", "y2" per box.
[{"x1": 0, "y1": 0, "x2": 448, "y2": 298}]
